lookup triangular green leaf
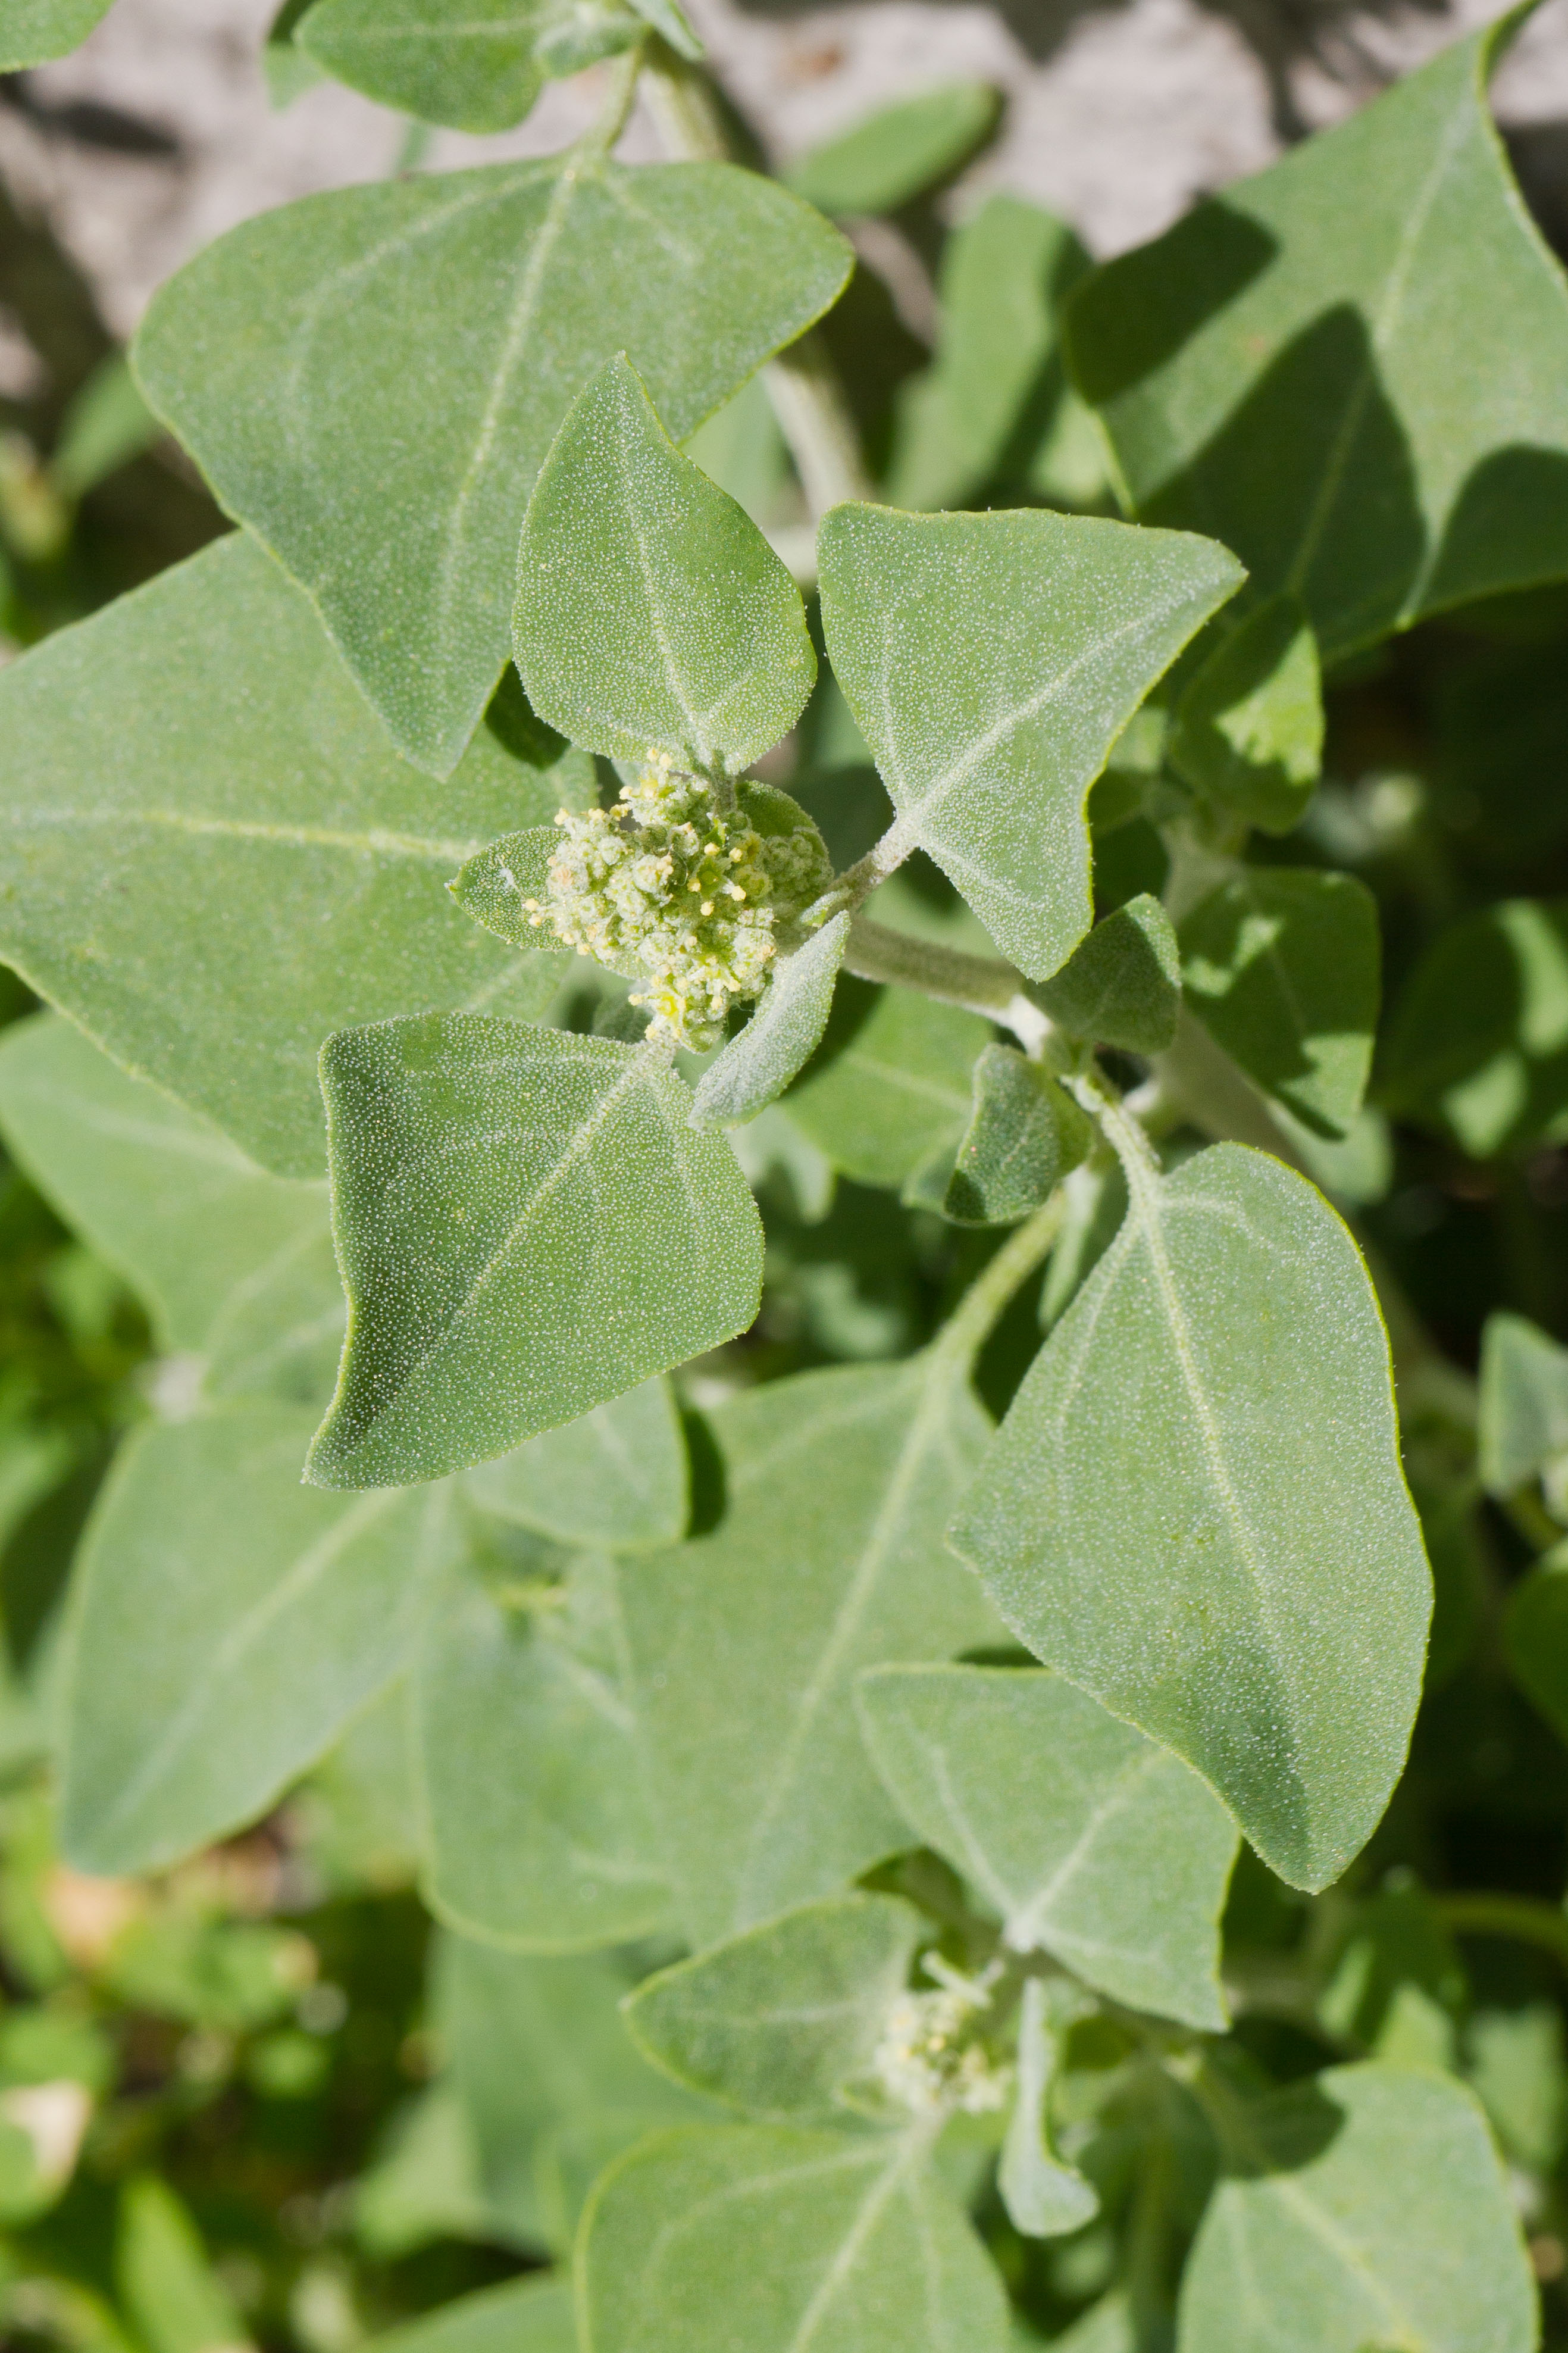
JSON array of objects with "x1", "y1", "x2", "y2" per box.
[
  {"x1": 886, "y1": 196, "x2": 1092, "y2": 513},
  {"x1": 516, "y1": 353, "x2": 815, "y2": 775},
  {"x1": 449, "y1": 828, "x2": 574, "y2": 958},
  {"x1": 999, "y1": 1979, "x2": 1100, "y2": 2238},
  {"x1": 1067, "y1": 20, "x2": 1568, "y2": 655},
  {"x1": 298, "y1": 0, "x2": 556, "y2": 133},
  {"x1": 579, "y1": 2123, "x2": 1010, "y2": 2353},
  {"x1": 1031, "y1": 893, "x2": 1181, "y2": 1055},
  {"x1": 622, "y1": 1893, "x2": 919, "y2": 2117},
  {"x1": 434, "y1": 1932, "x2": 710, "y2": 2254},
  {"x1": 1177, "y1": 2063, "x2": 1536, "y2": 2351},
  {"x1": 816, "y1": 505, "x2": 1242, "y2": 979},
  {"x1": 619, "y1": 1354, "x2": 1002, "y2": 1945},
  {"x1": 465, "y1": 1377, "x2": 688, "y2": 1550},
  {"x1": 943, "y1": 1046, "x2": 1092, "y2": 1227},
  {"x1": 781, "y1": 980, "x2": 990, "y2": 1190},
  {"x1": 0, "y1": 0, "x2": 112, "y2": 68},
  {"x1": 1179, "y1": 870, "x2": 1381, "y2": 1139},
  {"x1": 0, "y1": 534, "x2": 584, "y2": 1178},
  {"x1": 134, "y1": 165, "x2": 852, "y2": 776},
  {"x1": 950, "y1": 1143, "x2": 1431, "y2": 1891},
  {"x1": 783, "y1": 82, "x2": 1000, "y2": 216},
  {"x1": 1169, "y1": 596, "x2": 1324, "y2": 834},
  {"x1": 59, "y1": 1404, "x2": 456, "y2": 1874},
  {"x1": 1379, "y1": 898, "x2": 1568, "y2": 1155},
  {"x1": 307, "y1": 1017, "x2": 762, "y2": 1489},
  {"x1": 0, "y1": 1014, "x2": 342, "y2": 1408},
  {"x1": 856, "y1": 1665, "x2": 1237, "y2": 2028},
  {"x1": 414, "y1": 1548, "x2": 670, "y2": 1951},
  {"x1": 690, "y1": 912, "x2": 850, "y2": 1130}
]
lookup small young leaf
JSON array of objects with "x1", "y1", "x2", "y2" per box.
[
  {"x1": 1179, "y1": 870, "x2": 1381, "y2": 1139},
  {"x1": 622, "y1": 1893, "x2": 919, "y2": 2117},
  {"x1": 690, "y1": 913, "x2": 851, "y2": 1130},
  {"x1": 887, "y1": 196, "x2": 1091, "y2": 513},
  {"x1": 415, "y1": 1553, "x2": 670, "y2": 1952},
  {"x1": 1067, "y1": 20, "x2": 1568, "y2": 657},
  {"x1": 516, "y1": 355, "x2": 815, "y2": 776},
  {"x1": 1031, "y1": 893, "x2": 1181, "y2": 1054},
  {"x1": 0, "y1": 535, "x2": 584, "y2": 1178},
  {"x1": 117, "y1": 2176, "x2": 248, "y2": 2353},
  {"x1": 950, "y1": 1144, "x2": 1431, "y2": 1892},
  {"x1": 1504, "y1": 1543, "x2": 1568, "y2": 1748},
  {"x1": 783, "y1": 82, "x2": 1000, "y2": 215},
  {"x1": 580, "y1": 2124, "x2": 1011, "y2": 2353},
  {"x1": 781, "y1": 980, "x2": 990, "y2": 1190},
  {"x1": 944, "y1": 1046, "x2": 1092, "y2": 1227},
  {"x1": 0, "y1": 0, "x2": 112, "y2": 68},
  {"x1": 0, "y1": 1014, "x2": 342, "y2": 1408},
  {"x1": 856, "y1": 1665, "x2": 1237, "y2": 2029},
  {"x1": 59, "y1": 1405, "x2": 456, "y2": 1874},
  {"x1": 449, "y1": 827, "x2": 573, "y2": 959},
  {"x1": 135, "y1": 165, "x2": 851, "y2": 777},
  {"x1": 434, "y1": 1932, "x2": 711, "y2": 2254},
  {"x1": 1169, "y1": 597, "x2": 1324, "y2": 833},
  {"x1": 465, "y1": 1379, "x2": 688, "y2": 1551},
  {"x1": 1000, "y1": 1979, "x2": 1100, "y2": 2239},
  {"x1": 1177, "y1": 2063, "x2": 1536, "y2": 2352},
  {"x1": 306, "y1": 1016, "x2": 762, "y2": 1490},
  {"x1": 1379, "y1": 899, "x2": 1568, "y2": 1156},
  {"x1": 297, "y1": 0, "x2": 555, "y2": 132},
  {"x1": 817, "y1": 505, "x2": 1242, "y2": 980},
  {"x1": 620, "y1": 1354, "x2": 1001, "y2": 1946},
  {"x1": 1479, "y1": 1311, "x2": 1568, "y2": 1504},
  {"x1": 365, "y1": 2275, "x2": 577, "y2": 2353}
]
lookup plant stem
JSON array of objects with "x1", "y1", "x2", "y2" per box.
[
  {"x1": 640, "y1": 39, "x2": 872, "y2": 515},
  {"x1": 575, "y1": 40, "x2": 647, "y2": 163},
  {"x1": 1435, "y1": 1892, "x2": 1568, "y2": 1971},
  {"x1": 935, "y1": 1193, "x2": 1069, "y2": 1370},
  {"x1": 841, "y1": 915, "x2": 1052, "y2": 1052}
]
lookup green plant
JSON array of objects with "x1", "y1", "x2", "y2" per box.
[{"x1": 2, "y1": 2, "x2": 1568, "y2": 2345}]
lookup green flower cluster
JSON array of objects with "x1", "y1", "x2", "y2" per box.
[{"x1": 540, "y1": 754, "x2": 833, "y2": 1051}]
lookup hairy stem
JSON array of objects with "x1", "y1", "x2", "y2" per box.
[
  {"x1": 576, "y1": 39, "x2": 647, "y2": 162},
  {"x1": 841, "y1": 915, "x2": 1053, "y2": 1055},
  {"x1": 640, "y1": 40, "x2": 872, "y2": 515},
  {"x1": 935, "y1": 1192, "x2": 1069, "y2": 1370}
]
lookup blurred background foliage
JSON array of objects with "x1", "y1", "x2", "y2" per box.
[{"x1": 2, "y1": 54, "x2": 1568, "y2": 2352}]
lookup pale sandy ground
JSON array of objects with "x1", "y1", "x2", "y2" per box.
[{"x1": 0, "y1": 0, "x2": 1565, "y2": 371}]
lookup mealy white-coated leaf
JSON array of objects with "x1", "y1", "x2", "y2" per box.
[
  {"x1": 950, "y1": 1143, "x2": 1431, "y2": 1892},
  {"x1": 620, "y1": 1354, "x2": 1003, "y2": 1946},
  {"x1": 414, "y1": 1552, "x2": 670, "y2": 1952},
  {"x1": 856, "y1": 1665, "x2": 1237, "y2": 2029},
  {"x1": 0, "y1": 535, "x2": 584, "y2": 1177},
  {"x1": 0, "y1": 0, "x2": 112, "y2": 68},
  {"x1": 0, "y1": 1013, "x2": 342, "y2": 1408},
  {"x1": 365, "y1": 2275, "x2": 577, "y2": 2353},
  {"x1": 59, "y1": 1405, "x2": 456, "y2": 1874},
  {"x1": 1178, "y1": 2062, "x2": 1536, "y2": 2352},
  {"x1": 999, "y1": 1979, "x2": 1100, "y2": 2238},
  {"x1": 621, "y1": 1894, "x2": 919, "y2": 2118},
  {"x1": 578, "y1": 2123, "x2": 1011, "y2": 2353},
  {"x1": 298, "y1": 0, "x2": 553, "y2": 133},
  {"x1": 690, "y1": 913, "x2": 851, "y2": 1130},
  {"x1": 515, "y1": 354, "x2": 815, "y2": 776},
  {"x1": 816, "y1": 505, "x2": 1242, "y2": 980},
  {"x1": 465, "y1": 1379, "x2": 688, "y2": 1551},
  {"x1": 134, "y1": 164, "x2": 852, "y2": 776},
  {"x1": 781, "y1": 980, "x2": 991, "y2": 1191},
  {"x1": 307, "y1": 1018, "x2": 762, "y2": 1490},
  {"x1": 434, "y1": 1932, "x2": 711, "y2": 2255},
  {"x1": 1478, "y1": 1311, "x2": 1568, "y2": 1502}
]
